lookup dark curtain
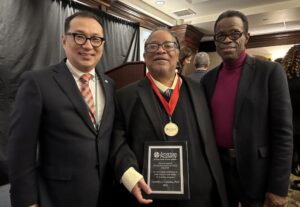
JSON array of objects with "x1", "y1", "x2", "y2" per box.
[{"x1": 0, "y1": 0, "x2": 139, "y2": 186}]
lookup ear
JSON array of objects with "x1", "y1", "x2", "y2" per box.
[
  {"x1": 244, "y1": 32, "x2": 250, "y2": 45},
  {"x1": 62, "y1": 34, "x2": 67, "y2": 47}
]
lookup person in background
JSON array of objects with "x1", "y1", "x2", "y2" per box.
[
  {"x1": 201, "y1": 10, "x2": 293, "y2": 207},
  {"x1": 8, "y1": 11, "x2": 115, "y2": 207},
  {"x1": 177, "y1": 47, "x2": 193, "y2": 75},
  {"x1": 274, "y1": 57, "x2": 283, "y2": 65},
  {"x1": 282, "y1": 45, "x2": 300, "y2": 190},
  {"x1": 110, "y1": 27, "x2": 228, "y2": 207},
  {"x1": 187, "y1": 51, "x2": 210, "y2": 82}
]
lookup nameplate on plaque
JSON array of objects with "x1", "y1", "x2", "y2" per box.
[{"x1": 143, "y1": 141, "x2": 190, "y2": 200}]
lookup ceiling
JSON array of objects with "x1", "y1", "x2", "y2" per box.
[{"x1": 118, "y1": 0, "x2": 300, "y2": 40}]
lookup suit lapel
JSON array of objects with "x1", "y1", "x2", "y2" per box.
[
  {"x1": 53, "y1": 61, "x2": 96, "y2": 134},
  {"x1": 234, "y1": 55, "x2": 255, "y2": 124},
  {"x1": 206, "y1": 65, "x2": 221, "y2": 102},
  {"x1": 138, "y1": 78, "x2": 166, "y2": 140},
  {"x1": 183, "y1": 77, "x2": 209, "y2": 145},
  {"x1": 96, "y1": 69, "x2": 113, "y2": 137}
]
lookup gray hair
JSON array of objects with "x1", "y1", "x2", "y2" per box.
[
  {"x1": 193, "y1": 52, "x2": 210, "y2": 68},
  {"x1": 145, "y1": 27, "x2": 180, "y2": 50}
]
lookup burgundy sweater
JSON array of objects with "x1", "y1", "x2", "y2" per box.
[{"x1": 211, "y1": 51, "x2": 246, "y2": 148}]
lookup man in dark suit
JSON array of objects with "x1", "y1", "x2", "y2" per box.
[
  {"x1": 201, "y1": 10, "x2": 293, "y2": 207},
  {"x1": 187, "y1": 51, "x2": 210, "y2": 82},
  {"x1": 8, "y1": 11, "x2": 115, "y2": 207},
  {"x1": 110, "y1": 28, "x2": 228, "y2": 207}
]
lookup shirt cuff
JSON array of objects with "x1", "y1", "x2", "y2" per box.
[{"x1": 120, "y1": 167, "x2": 143, "y2": 192}]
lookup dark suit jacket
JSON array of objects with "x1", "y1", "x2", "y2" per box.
[
  {"x1": 201, "y1": 55, "x2": 293, "y2": 199},
  {"x1": 8, "y1": 60, "x2": 115, "y2": 207},
  {"x1": 187, "y1": 70, "x2": 207, "y2": 83},
  {"x1": 110, "y1": 76, "x2": 228, "y2": 207}
]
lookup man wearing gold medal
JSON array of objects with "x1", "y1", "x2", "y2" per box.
[{"x1": 110, "y1": 28, "x2": 228, "y2": 207}]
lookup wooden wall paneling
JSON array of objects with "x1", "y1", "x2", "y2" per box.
[
  {"x1": 105, "y1": 61, "x2": 146, "y2": 89},
  {"x1": 199, "y1": 30, "x2": 300, "y2": 52},
  {"x1": 171, "y1": 24, "x2": 204, "y2": 51},
  {"x1": 107, "y1": 1, "x2": 168, "y2": 30},
  {"x1": 247, "y1": 31, "x2": 300, "y2": 48},
  {"x1": 171, "y1": 24, "x2": 204, "y2": 74}
]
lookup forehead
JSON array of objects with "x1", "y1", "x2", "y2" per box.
[
  {"x1": 147, "y1": 30, "x2": 175, "y2": 43},
  {"x1": 69, "y1": 17, "x2": 103, "y2": 33},
  {"x1": 215, "y1": 16, "x2": 244, "y2": 32}
]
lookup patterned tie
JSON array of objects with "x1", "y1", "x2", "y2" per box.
[
  {"x1": 163, "y1": 89, "x2": 173, "y2": 102},
  {"x1": 79, "y1": 74, "x2": 96, "y2": 125}
]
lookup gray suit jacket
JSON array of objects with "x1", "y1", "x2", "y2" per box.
[
  {"x1": 201, "y1": 55, "x2": 293, "y2": 199},
  {"x1": 8, "y1": 60, "x2": 115, "y2": 207}
]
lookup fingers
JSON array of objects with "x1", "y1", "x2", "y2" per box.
[
  {"x1": 131, "y1": 179, "x2": 153, "y2": 204},
  {"x1": 265, "y1": 192, "x2": 287, "y2": 207},
  {"x1": 138, "y1": 179, "x2": 152, "y2": 194}
]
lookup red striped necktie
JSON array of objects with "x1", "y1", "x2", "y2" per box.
[{"x1": 79, "y1": 73, "x2": 96, "y2": 125}]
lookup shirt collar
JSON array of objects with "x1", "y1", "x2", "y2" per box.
[
  {"x1": 66, "y1": 59, "x2": 96, "y2": 81},
  {"x1": 151, "y1": 73, "x2": 179, "y2": 93}
]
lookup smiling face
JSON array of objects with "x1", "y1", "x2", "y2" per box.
[
  {"x1": 143, "y1": 30, "x2": 179, "y2": 80},
  {"x1": 62, "y1": 16, "x2": 105, "y2": 72},
  {"x1": 214, "y1": 16, "x2": 249, "y2": 61}
]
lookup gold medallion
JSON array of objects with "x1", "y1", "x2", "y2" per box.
[{"x1": 164, "y1": 122, "x2": 179, "y2": 136}]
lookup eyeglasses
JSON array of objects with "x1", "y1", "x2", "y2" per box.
[
  {"x1": 214, "y1": 31, "x2": 244, "y2": 43},
  {"x1": 66, "y1": 32, "x2": 105, "y2": 47},
  {"x1": 144, "y1": 41, "x2": 178, "y2": 53}
]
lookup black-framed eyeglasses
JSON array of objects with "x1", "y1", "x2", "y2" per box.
[
  {"x1": 214, "y1": 31, "x2": 244, "y2": 43},
  {"x1": 66, "y1": 32, "x2": 105, "y2": 47},
  {"x1": 144, "y1": 41, "x2": 178, "y2": 53}
]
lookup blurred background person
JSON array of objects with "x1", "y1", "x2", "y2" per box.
[
  {"x1": 282, "y1": 44, "x2": 300, "y2": 190},
  {"x1": 188, "y1": 52, "x2": 210, "y2": 82},
  {"x1": 177, "y1": 47, "x2": 193, "y2": 75},
  {"x1": 274, "y1": 57, "x2": 283, "y2": 65}
]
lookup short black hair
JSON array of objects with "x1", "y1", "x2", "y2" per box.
[
  {"x1": 145, "y1": 27, "x2": 180, "y2": 50},
  {"x1": 64, "y1": 11, "x2": 103, "y2": 34},
  {"x1": 214, "y1": 10, "x2": 249, "y2": 33}
]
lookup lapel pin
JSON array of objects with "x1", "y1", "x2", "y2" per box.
[{"x1": 105, "y1": 80, "x2": 108, "y2": 83}]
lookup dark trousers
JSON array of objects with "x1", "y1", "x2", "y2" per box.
[
  {"x1": 219, "y1": 149, "x2": 264, "y2": 207},
  {"x1": 292, "y1": 134, "x2": 300, "y2": 171}
]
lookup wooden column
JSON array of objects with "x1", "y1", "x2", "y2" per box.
[{"x1": 171, "y1": 24, "x2": 204, "y2": 74}]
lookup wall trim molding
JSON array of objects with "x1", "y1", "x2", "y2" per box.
[
  {"x1": 107, "y1": 1, "x2": 168, "y2": 29},
  {"x1": 200, "y1": 30, "x2": 300, "y2": 52}
]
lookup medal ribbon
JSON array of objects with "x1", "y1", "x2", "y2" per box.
[{"x1": 146, "y1": 73, "x2": 180, "y2": 117}]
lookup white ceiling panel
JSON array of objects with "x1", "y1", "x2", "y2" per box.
[{"x1": 119, "y1": 0, "x2": 300, "y2": 37}]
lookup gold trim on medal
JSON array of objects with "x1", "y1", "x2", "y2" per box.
[{"x1": 164, "y1": 122, "x2": 179, "y2": 136}]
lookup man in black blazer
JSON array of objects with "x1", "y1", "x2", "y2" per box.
[
  {"x1": 8, "y1": 11, "x2": 115, "y2": 207},
  {"x1": 201, "y1": 10, "x2": 293, "y2": 207},
  {"x1": 110, "y1": 28, "x2": 228, "y2": 207}
]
